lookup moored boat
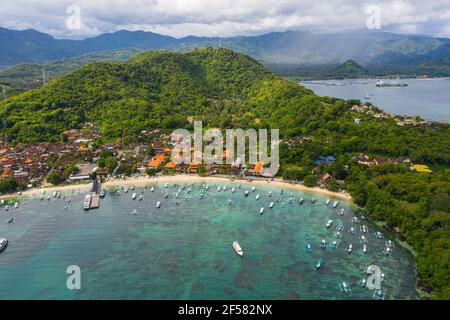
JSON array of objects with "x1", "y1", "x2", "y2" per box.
[
  {"x1": 326, "y1": 219, "x2": 334, "y2": 228},
  {"x1": 232, "y1": 241, "x2": 243, "y2": 256},
  {"x1": 0, "y1": 238, "x2": 8, "y2": 252},
  {"x1": 83, "y1": 195, "x2": 91, "y2": 210},
  {"x1": 260, "y1": 207, "x2": 264, "y2": 214}
]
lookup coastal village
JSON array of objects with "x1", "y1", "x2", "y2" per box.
[{"x1": 0, "y1": 103, "x2": 437, "y2": 195}]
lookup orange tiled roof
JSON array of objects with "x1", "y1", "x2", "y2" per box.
[
  {"x1": 253, "y1": 162, "x2": 264, "y2": 174},
  {"x1": 165, "y1": 161, "x2": 176, "y2": 169},
  {"x1": 164, "y1": 147, "x2": 172, "y2": 153},
  {"x1": 0, "y1": 157, "x2": 8, "y2": 163},
  {"x1": 24, "y1": 158, "x2": 33, "y2": 164},
  {"x1": 1, "y1": 170, "x2": 12, "y2": 177},
  {"x1": 78, "y1": 146, "x2": 90, "y2": 152}
]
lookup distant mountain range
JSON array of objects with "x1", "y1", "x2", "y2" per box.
[{"x1": 1, "y1": 27, "x2": 450, "y2": 80}]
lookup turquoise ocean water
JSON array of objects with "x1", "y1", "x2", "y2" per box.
[{"x1": 0, "y1": 182, "x2": 417, "y2": 299}]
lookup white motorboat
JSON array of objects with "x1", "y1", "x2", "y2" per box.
[
  {"x1": 260, "y1": 207, "x2": 264, "y2": 214},
  {"x1": 156, "y1": 201, "x2": 161, "y2": 208},
  {"x1": 83, "y1": 195, "x2": 91, "y2": 210},
  {"x1": 299, "y1": 198, "x2": 304, "y2": 204},
  {"x1": 348, "y1": 244, "x2": 353, "y2": 253},
  {"x1": 269, "y1": 202, "x2": 274, "y2": 208},
  {"x1": 132, "y1": 193, "x2": 137, "y2": 200},
  {"x1": 150, "y1": 186, "x2": 155, "y2": 192},
  {"x1": 232, "y1": 241, "x2": 244, "y2": 256},
  {"x1": 363, "y1": 244, "x2": 368, "y2": 253},
  {"x1": 332, "y1": 200, "x2": 338, "y2": 208},
  {"x1": 139, "y1": 195, "x2": 143, "y2": 201},
  {"x1": 326, "y1": 219, "x2": 334, "y2": 228},
  {"x1": 326, "y1": 199, "x2": 331, "y2": 205},
  {"x1": 255, "y1": 194, "x2": 260, "y2": 200}
]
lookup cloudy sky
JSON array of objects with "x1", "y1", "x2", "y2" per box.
[{"x1": 1, "y1": 0, "x2": 450, "y2": 39}]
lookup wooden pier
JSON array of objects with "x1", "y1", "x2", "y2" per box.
[
  {"x1": 89, "y1": 194, "x2": 100, "y2": 209},
  {"x1": 88, "y1": 178, "x2": 101, "y2": 209}
]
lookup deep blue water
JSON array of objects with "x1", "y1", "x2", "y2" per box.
[{"x1": 301, "y1": 79, "x2": 450, "y2": 121}]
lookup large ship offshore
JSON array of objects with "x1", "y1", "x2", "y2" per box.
[{"x1": 376, "y1": 80, "x2": 408, "y2": 87}]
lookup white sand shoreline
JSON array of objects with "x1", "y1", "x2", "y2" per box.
[{"x1": 1, "y1": 174, "x2": 353, "y2": 202}]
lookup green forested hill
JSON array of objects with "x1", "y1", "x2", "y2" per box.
[{"x1": 0, "y1": 48, "x2": 449, "y2": 298}]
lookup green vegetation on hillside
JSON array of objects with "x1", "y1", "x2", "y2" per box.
[{"x1": 0, "y1": 48, "x2": 449, "y2": 298}]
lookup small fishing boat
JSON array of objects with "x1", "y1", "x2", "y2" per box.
[
  {"x1": 299, "y1": 198, "x2": 304, "y2": 205},
  {"x1": 340, "y1": 208, "x2": 345, "y2": 216},
  {"x1": 132, "y1": 209, "x2": 137, "y2": 215},
  {"x1": 339, "y1": 282, "x2": 352, "y2": 295},
  {"x1": 363, "y1": 244, "x2": 368, "y2": 253},
  {"x1": 131, "y1": 186, "x2": 135, "y2": 191},
  {"x1": 150, "y1": 186, "x2": 155, "y2": 192},
  {"x1": 156, "y1": 201, "x2": 161, "y2": 208},
  {"x1": 326, "y1": 219, "x2": 334, "y2": 228},
  {"x1": 255, "y1": 194, "x2": 260, "y2": 200},
  {"x1": 373, "y1": 290, "x2": 385, "y2": 300},
  {"x1": 326, "y1": 199, "x2": 331, "y2": 205},
  {"x1": 200, "y1": 193, "x2": 204, "y2": 199},
  {"x1": 244, "y1": 190, "x2": 249, "y2": 197},
  {"x1": 139, "y1": 195, "x2": 143, "y2": 201},
  {"x1": 259, "y1": 207, "x2": 264, "y2": 214},
  {"x1": 40, "y1": 195, "x2": 44, "y2": 200},
  {"x1": 361, "y1": 225, "x2": 368, "y2": 233},
  {"x1": 316, "y1": 258, "x2": 323, "y2": 269},
  {"x1": 376, "y1": 231, "x2": 384, "y2": 239},
  {"x1": 227, "y1": 199, "x2": 233, "y2": 205},
  {"x1": 116, "y1": 190, "x2": 121, "y2": 196},
  {"x1": 332, "y1": 200, "x2": 338, "y2": 208},
  {"x1": 99, "y1": 189, "x2": 106, "y2": 198},
  {"x1": 53, "y1": 191, "x2": 57, "y2": 198},
  {"x1": 360, "y1": 279, "x2": 366, "y2": 287},
  {"x1": 164, "y1": 193, "x2": 169, "y2": 199},
  {"x1": 361, "y1": 235, "x2": 368, "y2": 243},
  {"x1": 124, "y1": 188, "x2": 129, "y2": 193},
  {"x1": 231, "y1": 187, "x2": 235, "y2": 193},
  {"x1": 268, "y1": 191, "x2": 272, "y2": 197},
  {"x1": 288, "y1": 197, "x2": 293, "y2": 204},
  {"x1": 311, "y1": 198, "x2": 316, "y2": 204},
  {"x1": 269, "y1": 202, "x2": 274, "y2": 209},
  {"x1": 384, "y1": 247, "x2": 393, "y2": 256},
  {"x1": 131, "y1": 193, "x2": 137, "y2": 200},
  {"x1": 0, "y1": 238, "x2": 8, "y2": 252},
  {"x1": 348, "y1": 244, "x2": 353, "y2": 253},
  {"x1": 223, "y1": 186, "x2": 227, "y2": 191},
  {"x1": 329, "y1": 240, "x2": 337, "y2": 249},
  {"x1": 350, "y1": 227, "x2": 355, "y2": 234},
  {"x1": 83, "y1": 195, "x2": 91, "y2": 210},
  {"x1": 164, "y1": 183, "x2": 168, "y2": 188},
  {"x1": 232, "y1": 241, "x2": 243, "y2": 257},
  {"x1": 14, "y1": 202, "x2": 18, "y2": 209},
  {"x1": 305, "y1": 242, "x2": 312, "y2": 253},
  {"x1": 217, "y1": 186, "x2": 221, "y2": 192},
  {"x1": 251, "y1": 187, "x2": 255, "y2": 193},
  {"x1": 320, "y1": 239, "x2": 327, "y2": 249}
]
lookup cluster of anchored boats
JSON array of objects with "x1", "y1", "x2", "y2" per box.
[{"x1": 0, "y1": 182, "x2": 395, "y2": 299}]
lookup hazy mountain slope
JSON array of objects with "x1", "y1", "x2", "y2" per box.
[{"x1": 1, "y1": 27, "x2": 450, "y2": 67}]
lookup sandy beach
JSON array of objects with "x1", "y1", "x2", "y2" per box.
[{"x1": 1, "y1": 174, "x2": 352, "y2": 202}]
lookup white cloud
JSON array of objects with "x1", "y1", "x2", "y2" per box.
[{"x1": 0, "y1": 0, "x2": 449, "y2": 39}]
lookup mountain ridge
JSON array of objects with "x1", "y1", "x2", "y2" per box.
[{"x1": 1, "y1": 27, "x2": 450, "y2": 68}]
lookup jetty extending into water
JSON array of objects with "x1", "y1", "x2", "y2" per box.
[{"x1": 86, "y1": 178, "x2": 101, "y2": 210}]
